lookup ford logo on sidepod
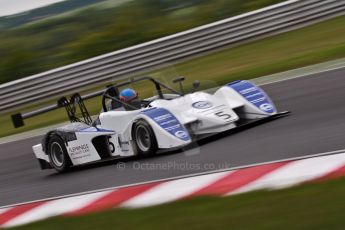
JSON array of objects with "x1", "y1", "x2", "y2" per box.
[
  {"x1": 192, "y1": 101, "x2": 213, "y2": 109},
  {"x1": 175, "y1": 130, "x2": 188, "y2": 139},
  {"x1": 259, "y1": 103, "x2": 274, "y2": 112}
]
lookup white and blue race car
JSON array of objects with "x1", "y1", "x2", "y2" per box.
[{"x1": 12, "y1": 76, "x2": 289, "y2": 172}]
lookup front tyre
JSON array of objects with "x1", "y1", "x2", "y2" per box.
[
  {"x1": 48, "y1": 135, "x2": 71, "y2": 172},
  {"x1": 133, "y1": 120, "x2": 158, "y2": 157}
]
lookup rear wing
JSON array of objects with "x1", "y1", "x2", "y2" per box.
[
  {"x1": 11, "y1": 76, "x2": 181, "y2": 128},
  {"x1": 11, "y1": 89, "x2": 107, "y2": 128}
]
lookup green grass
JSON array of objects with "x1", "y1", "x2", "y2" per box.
[
  {"x1": 1, "y1": 15, "x2": 345, "y2": 138},
  {"x1": 12, "y1": 176, "x2": 345, "y2": 230}
]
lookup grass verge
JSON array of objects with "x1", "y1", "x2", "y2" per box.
[
  {"x1": 11, "y1": 176, "x2": 345, "y2": 230},
  {"x1": 1, "y1": 15, "x2": 345, "y2": 138}
]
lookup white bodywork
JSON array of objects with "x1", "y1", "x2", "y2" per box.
[{"x1": 33, "y1": 80, "x2": 278, "y2": 168}]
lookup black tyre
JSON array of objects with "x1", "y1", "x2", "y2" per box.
[
  {"x1": 133, "y1": 120, "x2": 158, "y2": 156},
  {"x1": 47, "y1": 135, "x2": 71, "y2": 172}
]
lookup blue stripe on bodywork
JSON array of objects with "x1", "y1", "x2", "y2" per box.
[
  {"x1": 227, "y1": 80, "x2": 277, "y2": 114},
  {"x1": 77, "y1": 127, "x2": 114, "y2": 132},
  {"x1": 142, "y1": 108, "x2": 191, "y2": 142}
]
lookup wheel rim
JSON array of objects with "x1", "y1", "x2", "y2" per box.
[
  {"x1": 135, "y1": 125, "x2": 151, "y2": 152},
  {"x1": 50, "y1": 142, "x2": 64, "y2": 167}
]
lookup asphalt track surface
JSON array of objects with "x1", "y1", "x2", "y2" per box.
[{"x1": 1, "y1": 67, "x2": 345, "y2": 207}]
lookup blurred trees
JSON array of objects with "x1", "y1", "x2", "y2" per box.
[{"x1": 0, "y1": 0, "x2": 282, "y2": 84}]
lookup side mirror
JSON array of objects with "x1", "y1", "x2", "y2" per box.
[
  {"x1": 192, "y1": 80, "x2": 200, "y2": 91},
  {"x1": 172, "y1": 76, "x2": 185, "y2": 84},
  {"x1": 172, "y1": 76, "x2": 185, "y2": 95}
]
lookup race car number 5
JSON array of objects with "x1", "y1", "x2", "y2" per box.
[{"x1": 215, "y1": 111, "x2": 232, "y2": 120}]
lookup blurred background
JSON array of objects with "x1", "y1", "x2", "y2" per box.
[
  {"x1": 1, "y1": 1, "x2": 345, "y2": 229},
  {"x1": 0, "y1": 0, "x2": 283, "y2": 84},
  {"x1": 0, "y1": 0, "x2": 344, "y2": 138}
]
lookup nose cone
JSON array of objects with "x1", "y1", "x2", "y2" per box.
[
  {"x1": 187, "y1": 103, "x2": 239, "y2": 134},
  {"x1": 172, "y1": 94, "x2": 239, "y2": 134},
  {"x1": 150, "y1": 92, "x2": 240, "y2": 134}
]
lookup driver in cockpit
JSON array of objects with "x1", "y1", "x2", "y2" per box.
[{"x1": 119, "y1": 88, "x2": 141, "y2": 111}]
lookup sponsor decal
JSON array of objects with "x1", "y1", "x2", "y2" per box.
[
  {"x1": 259, "y1": 103, "x2": 274, "y2": 112},
  {"x1": 68, "y1": 144, "x2": 90, "y2": 156},
  {"x1": 227, "y1": 80, "x2": 276, "y2": 114},
  {"x1": 175, "y1": 130, "x2": 188, "y2": 139},
  {"x1": 192, "y1": 101, "x2": 213, "y2": 109},
  {"x1": 142, "y1": 108, "x2": 191, "y2": 142}
]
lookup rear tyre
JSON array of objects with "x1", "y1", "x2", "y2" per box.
[
  {"x1": 133, "y1": 120, "x2": 158, "y2": 157},
  {"x1": 48, "y1": 135, "x2": 71, "y2": 173}
]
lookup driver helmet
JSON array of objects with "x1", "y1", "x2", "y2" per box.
[
  {"x1": 119, "y1": 88, "x2": 138, "y2": 102},
  {"x1": 119, "y1": 88, "x2": 140, "y2": 110}
]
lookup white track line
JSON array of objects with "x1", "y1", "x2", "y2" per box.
[
  {"x1": 2, "y1": 152, "x2": 345, "y2": 227},
  {"x1": 229, "y1": 153, "x2": 345, "y2": 195},
  {"x1": 121, "y1": 171, "x2": 230, "y2": 208},
  {"x1": 1, "y1": 149, "x2": 345, "y2": 210},
  {"x1": 0, "y1": 208, "x2": 10, "y2": 215},
  {"x1": 3, "y1": 191, "x2": 110, "y2": 228},
  {"x1": 260, "y1": 64, "x2": 345, "y2": 86}
]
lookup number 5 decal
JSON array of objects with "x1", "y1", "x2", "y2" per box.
[{"x1": 215, "y1": 111, "x2": 232, "y2": 120}]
